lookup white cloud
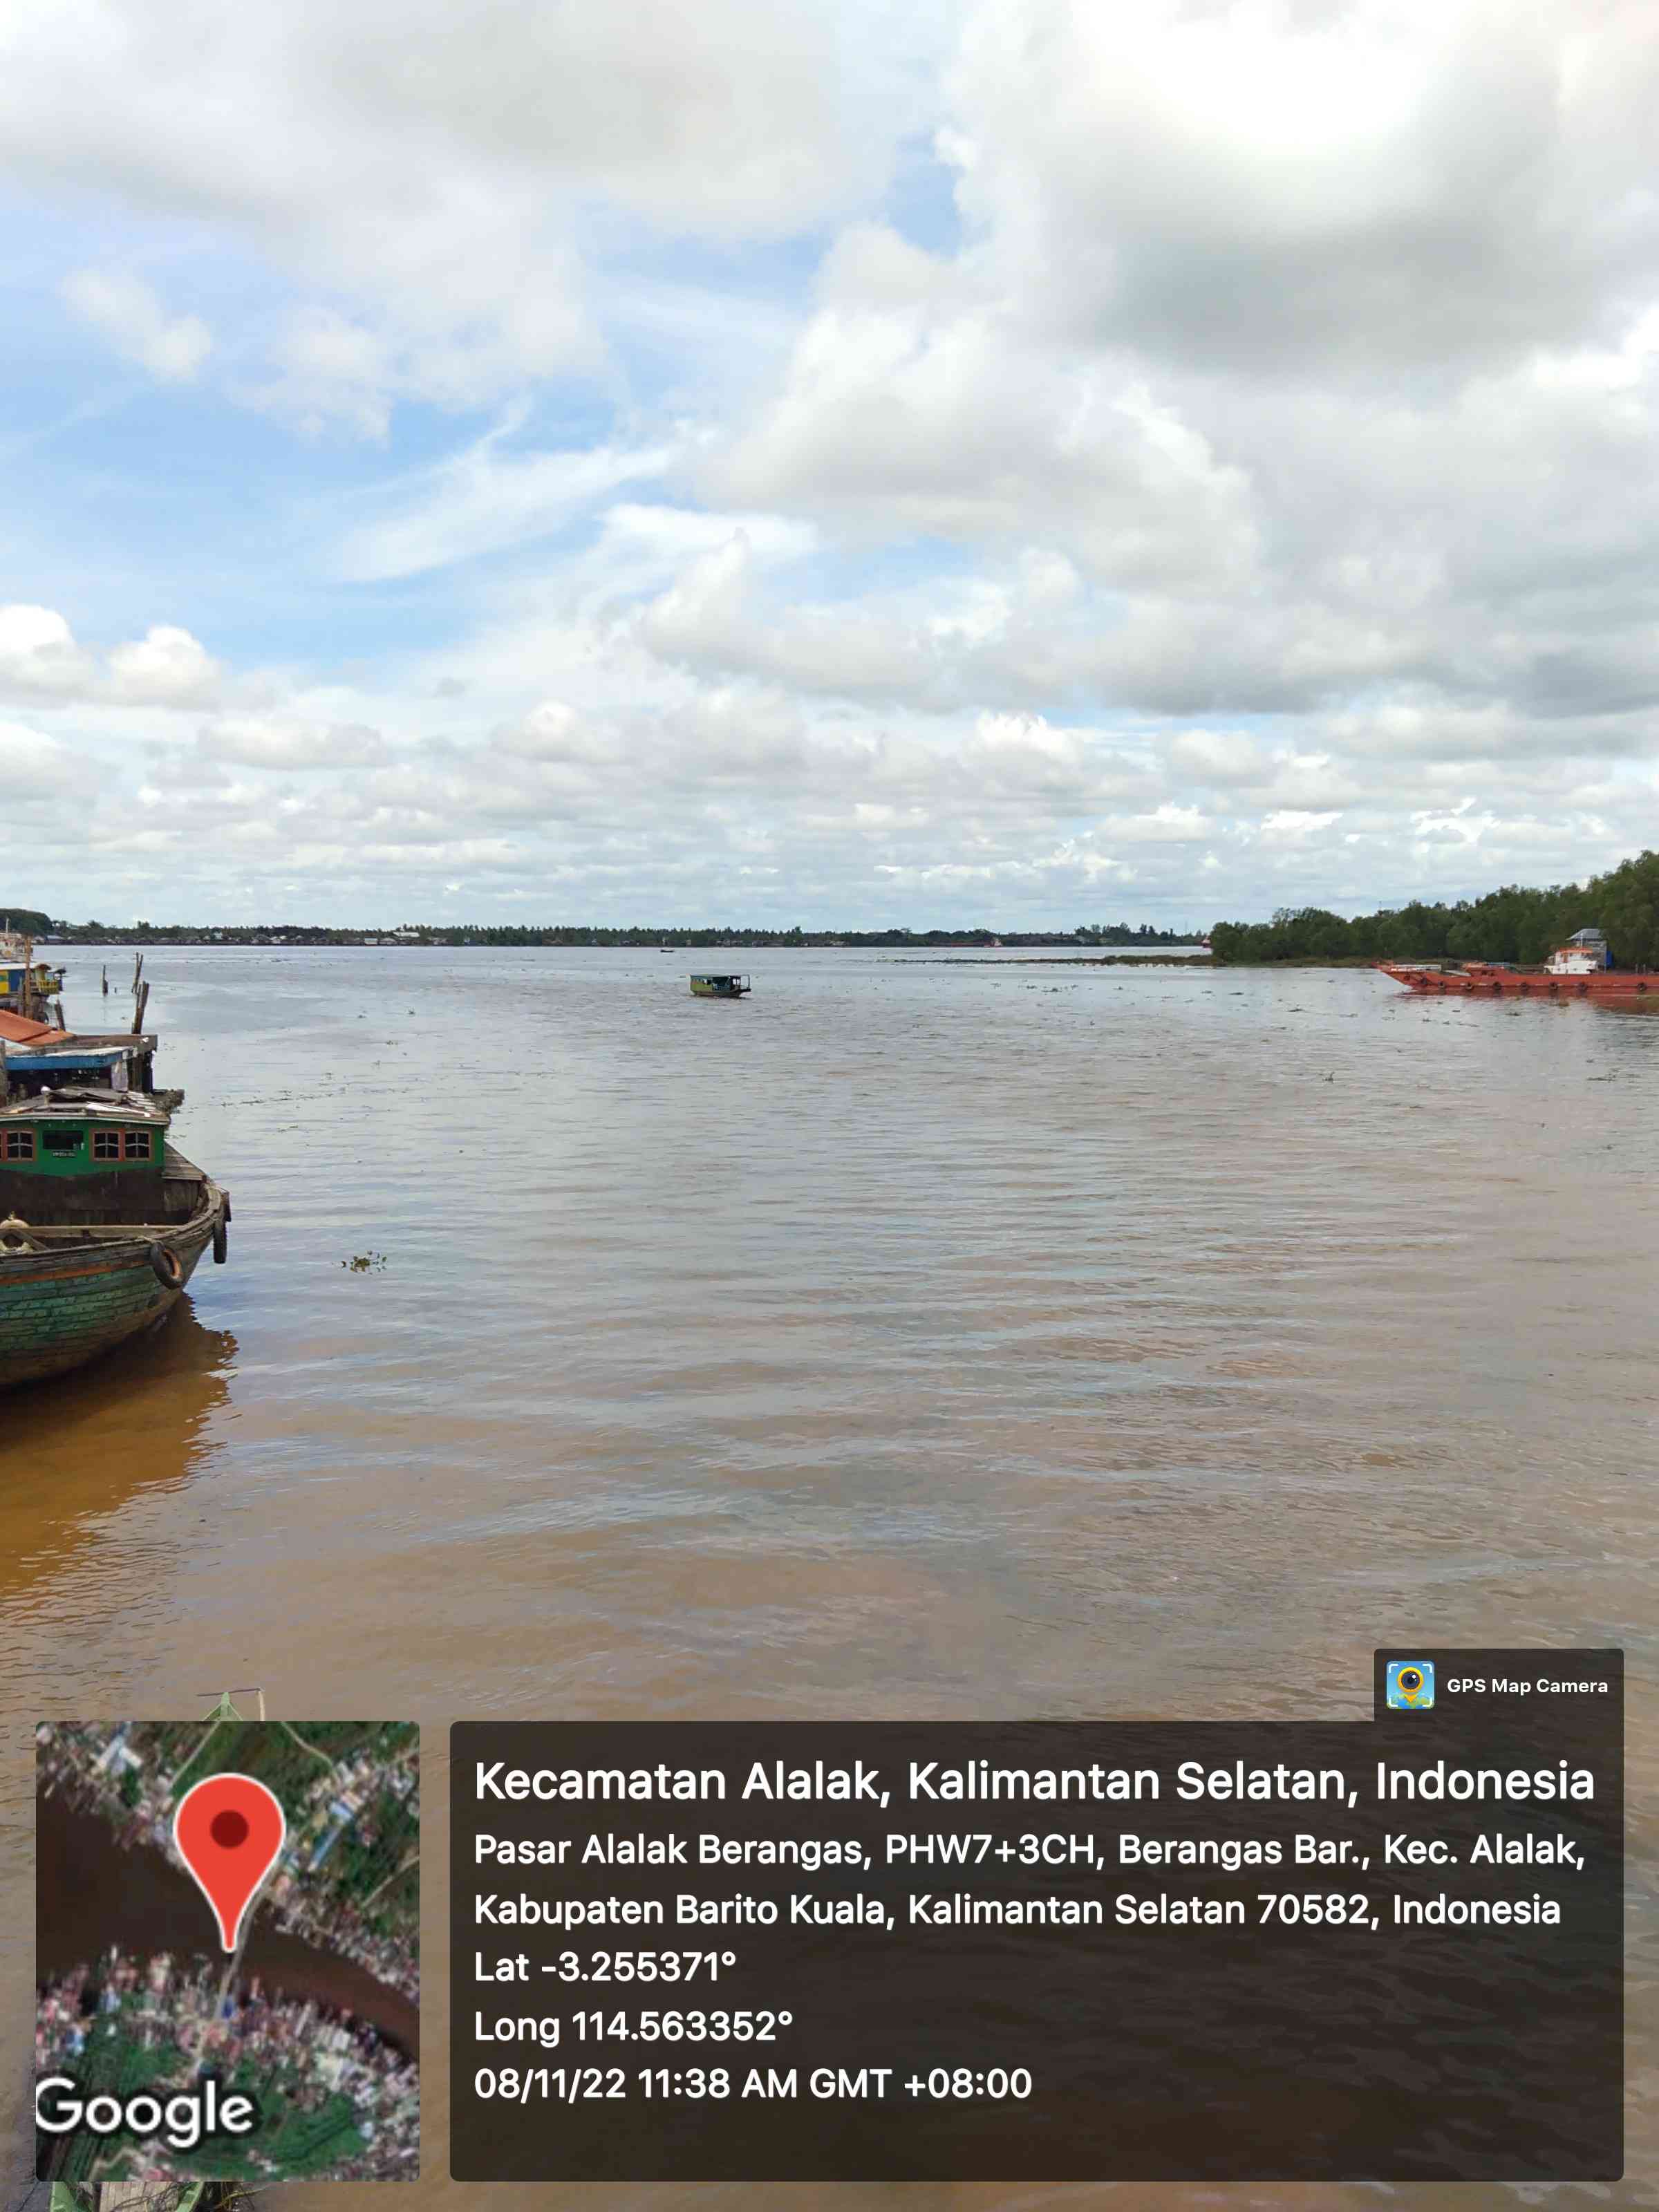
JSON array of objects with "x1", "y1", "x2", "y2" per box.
[
  {"x1": 245, "y1": 292, "x2": 602, "y2": 440},
  {"x1": 7, "y1": 0, "x2": 1659, "y2": 924},
  {"x1": 198, "y1": 715, "x2": 387, "y2": 768},
  {"x1": 0, "y1": 606, "x2": 95, "y2": 697},
  {"x1": 0, "y1": 718, "x2": 75, "y2": 796},
  {"x1": 585, "y1": 505, "x2": 818, "y2": 603},
  {"x1": 1168, "y1": 731, "x2": 1263, "y2": 786},
  {"x1": 640, "y1": 534, "x2": 935, "y2": 698},
  {"x1": 0, "y1": 608, "x2": 218, "y2": 708},
  {"x1": 1258, "y1": 809, "x2": 1344, "y2": 849},
  {"x1": 247, "y1": 308, "x2": 400, "y2": 442},
  {"x1": 109, "y1": 626, "x2": 220, "y2": 704},
  {"x1": 61, "y1": 268, "x2": 212, "y2": 381},
  {"x1": 711, "y1": 229, "x2": 1259, "y2": 589},
  {"x1": 943, "y1": 0, "x2": 1659, "y2": 374},
  {"x1": 3, "y1": 0, "x2": 943, "y2": 418},
  {"x1": 494, "y1": 701, "x2": 607, "y2": 765},
  {"x1": 331, "y1": 418, "x2": 678, "y2": 581}
]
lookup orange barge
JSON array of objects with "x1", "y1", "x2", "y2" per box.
[{"x1": 1380, "y1": 928, "x2": 1658, "y2": 1000}]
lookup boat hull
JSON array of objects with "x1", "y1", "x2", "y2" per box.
[
  {"x1": 1378, "y1": 962, "x2": 1659, "y2": 1000},
  {"x1": 0, "y1": 1185, "x2": 224, "y2": 1387}
]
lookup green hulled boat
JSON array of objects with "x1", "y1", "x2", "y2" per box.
[{"x1": 0, "y1": 1090, "x2": 229, "y2": 1387}]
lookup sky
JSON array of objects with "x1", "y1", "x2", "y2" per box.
[{"x1": 3, "y1": 0, "x2": 1658, "y2": 929}]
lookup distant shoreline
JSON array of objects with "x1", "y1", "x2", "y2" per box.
[
  {"x1": 32, "y1": 942, "x2": 1425, "y2": 969},
  {"x1": 38, "y1": 935, "x2": 1212, "y2": 955},
  {"x1": 898, "y1": 953, "x2": 1215, "y2": 966},
  {"x1": 19, "y1": 929, "x2": 1206, "y2": 953}
]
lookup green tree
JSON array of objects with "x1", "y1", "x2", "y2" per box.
[{"x1": 1210, "y1": 849, "x2": 1659, "y2": 966}]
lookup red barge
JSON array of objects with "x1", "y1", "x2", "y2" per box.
[{"x1": 1380, "y1": 928, "x2": 1658, "y2": 1000}]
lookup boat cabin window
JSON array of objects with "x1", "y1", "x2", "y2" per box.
[
  {"x1": 40, "y1": 1127, "x2": 82, "y2": 1157},
  {"x1": 88, "y1": 1127, "x2": 155, "y2": 1160},
  {"x1": 2, "y1": 1130, "x2": 33, "y2": 1161}
]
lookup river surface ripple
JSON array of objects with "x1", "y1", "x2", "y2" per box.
[{"x1": 1, "y1": 946, "x2": 1655, "y2": 2211}]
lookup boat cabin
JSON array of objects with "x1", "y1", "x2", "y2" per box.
[
  {"x1": 0, "y1": 1091, "x2": 183, "y2": 1226},
  {"x1": 0, "y1": 926, "x2": 65, "y2": 1018},
  {"x1": 689, "y1": 973, "x2": 751, "y2": 998},
  {"x1": 0, "y1": 959, "x2": 64, "y2": 1013},
  {"x1": 0, "y1": 1010, "x2": 159, "y2": 1098},
  {"x1": 2, "y1": 1039, "x2": 152, "y2": 1094},
  {"x1": 1546, "y1": 928, "x2": 1611, "y2": 976}
]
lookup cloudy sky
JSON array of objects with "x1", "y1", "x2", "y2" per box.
[{"x1": 3, "y1": 0, "x2": 1658, "y2": 927}]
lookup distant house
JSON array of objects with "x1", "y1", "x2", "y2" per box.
[{"x1": 310, "y1": 1797, "x2": 357, "y2": 1868}]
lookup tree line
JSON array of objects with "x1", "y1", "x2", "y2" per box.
[
  {"x1": 1210, "y1": 848, "x2": 1659, "y2": 966},
  {"x1": 21, "y1": 919, "x2": 1199, "y2": 948}
]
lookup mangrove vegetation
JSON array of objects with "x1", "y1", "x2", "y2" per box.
[{"x1": 1210, "y1": 849, "x2": 1659, "y2": 968}]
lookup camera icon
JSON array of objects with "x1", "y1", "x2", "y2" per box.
[{"x1": 1386, "y1": 1661, "x2": 1434, "y2": 1710}]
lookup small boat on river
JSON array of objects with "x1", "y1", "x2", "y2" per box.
[
  {"x1": 1379, "y1": 929, "x2": 1659, "y2": 1000},
  {"x1": 0, "y1": 1089, "x2": 229, "y2": 1386},
  {"x1": 0, "y1": 927, "x2": 65, "y2": 1020},
  {"x1": 689, "y1": 973, "x2": 751, "y2": 998}
]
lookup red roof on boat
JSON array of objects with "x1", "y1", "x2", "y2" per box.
[{"x1": 0, "y1": 1009, "x2": 70, "y2": 1045}]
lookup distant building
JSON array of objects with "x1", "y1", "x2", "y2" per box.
[{"x1": 94, "y1": 1727, "x2": 137, "y2": 1774}]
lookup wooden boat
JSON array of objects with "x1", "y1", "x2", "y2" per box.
[
  {"x1": 689, "y1": 973, "x2": 751, "y2": 998},
  {"x1": 0, "y1": 1089, "x2": 229, "y2": 1386},
  {"x1": 0, "y1": 926, "x2": 65, "y2": 1018},
  {"x1": 1379, "y1": 930, "x2": 1658, "y2": 1000}
]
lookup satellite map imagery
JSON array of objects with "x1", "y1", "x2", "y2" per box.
[{"x1": 36, "y1": 1717, "x2": 419, "y2": 2188}]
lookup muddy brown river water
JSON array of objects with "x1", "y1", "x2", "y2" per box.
[{"x1": 1, "y1": 944, "x2": 1654, "y2": 2211}]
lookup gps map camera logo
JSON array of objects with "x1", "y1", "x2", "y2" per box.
[{"x1": 1387, "y1": 1660, "x2": 1435, "y2": 1709}]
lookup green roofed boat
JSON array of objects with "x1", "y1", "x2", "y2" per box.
[
  {"x1": 689, "y1": 973, "x2": 751, "y2": 998},
  {"x1": 0, "y1": 1089, "x2": 229, "y2": 1386}
]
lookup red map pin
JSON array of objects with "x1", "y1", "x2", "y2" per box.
[{"x1": 174, "y1": 1774, "x2": 287, "y2": 1953}]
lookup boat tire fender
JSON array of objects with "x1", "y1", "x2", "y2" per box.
[
  {"x1": 223, "y1": 1191, "x2": 232, "y2": 1224},
  {"x1": 212, "y1": 1218, "x2": 228, "y2": 1265},
  {"x1": 149, "y1": 1243, "x2": 184, "y2": 1290}
]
